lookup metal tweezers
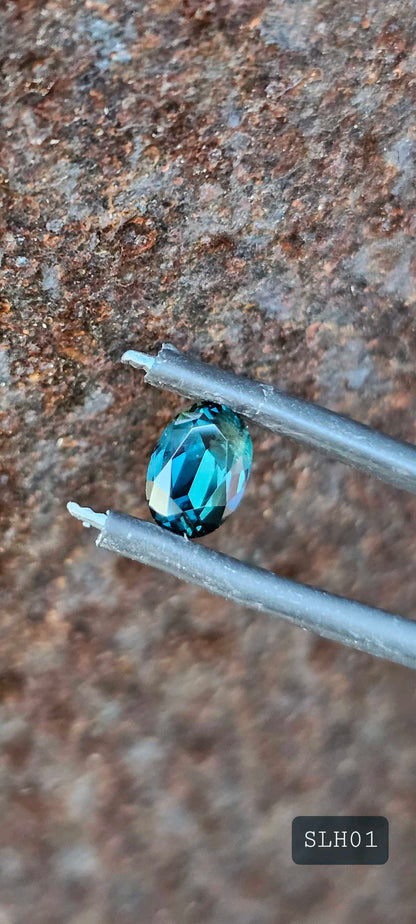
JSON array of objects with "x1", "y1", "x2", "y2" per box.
[{"x1": 68, "y1": 343, "x2": 416, "y2": 670}]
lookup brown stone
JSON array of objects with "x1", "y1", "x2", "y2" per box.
[{"x1": 2, "y1": 0, "x2": 416, "y2": 920}]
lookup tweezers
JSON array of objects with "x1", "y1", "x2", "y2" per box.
[{"x1": 67, "y1": 343, "x2": 416, "y2": 670}]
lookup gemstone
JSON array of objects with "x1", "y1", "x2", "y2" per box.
[{"x1": 146, "y1": 402, "x2": 252, "y2": 538}]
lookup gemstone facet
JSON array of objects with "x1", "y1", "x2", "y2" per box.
[{"x1": 146, "y1": 403, "x2": 252, "y2": 538}]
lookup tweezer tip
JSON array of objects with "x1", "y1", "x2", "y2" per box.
[
  {"x1": 121, "y1": 349, "x2": 155, "y2": 372},
  {"x1": 67, "y1": 502, "x2": 107, "y2": 531}
]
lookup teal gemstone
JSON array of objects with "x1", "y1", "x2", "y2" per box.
[{"x1": 146, "y1": 403, "x2": 252, "y2": 538}]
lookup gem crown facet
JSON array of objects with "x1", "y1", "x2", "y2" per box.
[{"x1": 146, "y1": 402, "x2": 252, "y2": 538}]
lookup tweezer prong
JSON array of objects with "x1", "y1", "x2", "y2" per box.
[
  {"x1": 122, "y1": 343, "x2": 416, "y2": 496},
  {"x1": 66, "y1": 505, "x2": 416, "y2": 670},
  {"x1": 66, "y1": 502, "x2": 107, "y2": 531},
  {"x1": 121, "y1": 350, "x2": 155, "y2": 373}
]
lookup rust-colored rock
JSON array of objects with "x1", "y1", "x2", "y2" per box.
[{"x1": 1, "y1": 0, "x2": 416, "y2": 921}]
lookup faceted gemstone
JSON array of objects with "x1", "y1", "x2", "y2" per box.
[{"x1": 146, "y1": 402, "x2": 252, "y2": 538}]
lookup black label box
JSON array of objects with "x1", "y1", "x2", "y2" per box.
[{"x1": 292, "y1": 816, "x2": 388, "y2": 865}]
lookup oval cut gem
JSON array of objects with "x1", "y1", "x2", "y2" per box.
[{"x1": 146, "y1": 403, "x2": 252, "y2": 538}]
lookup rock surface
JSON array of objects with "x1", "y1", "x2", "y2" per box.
[{"x1": 1, "y1": 0, "x2": 416, "y2": 921}]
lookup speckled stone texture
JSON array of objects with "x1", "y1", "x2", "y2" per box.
[{"x1": 1, "y1": 0, "x2": 416, "y2": 921}]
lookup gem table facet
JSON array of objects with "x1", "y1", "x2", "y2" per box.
[{"x1": 146, "y1": 403, "x2": 253, "y2": 538}]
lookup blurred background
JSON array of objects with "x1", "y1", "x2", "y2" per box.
[{"x1": 1, "y1": 0, "x2": 416, "y2": 921}]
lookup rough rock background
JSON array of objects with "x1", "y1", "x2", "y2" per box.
[{"x1": 1, "y1": 0, "x2": 416, "y2": 921}]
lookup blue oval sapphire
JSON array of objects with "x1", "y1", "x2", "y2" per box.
[{"x1": 146, "y1": 403, "x2": 252, "y2": 538}]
